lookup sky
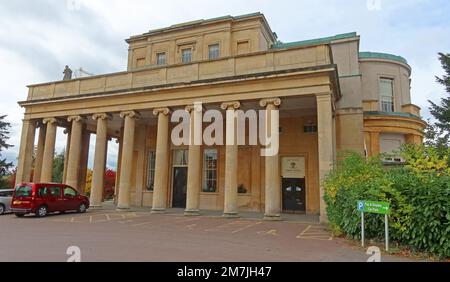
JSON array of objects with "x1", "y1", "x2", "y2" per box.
[{"x1": 0, "y1": 0, "x2": 449, "y2": 170}]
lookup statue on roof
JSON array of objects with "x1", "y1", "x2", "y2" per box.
[{"x1": 63, "y1": 65, "x2": 73, "y2": 80}]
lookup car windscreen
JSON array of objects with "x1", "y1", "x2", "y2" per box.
[{"x1": 15, "y1": 186, "x2": 33, "y2": 197}]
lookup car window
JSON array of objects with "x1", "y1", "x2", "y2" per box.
[
  {"x1": 49, "y1": 187, "x2": 61, "y2": 197},
  {"x1": 6, "y1": 191, "x2": 13, "y2": 197},
  {"x1": 15, "y1": 186, "x2": 32, "y2": 197},
  {"x1": 0, "y1": 191, "x2": 4, "y2": 197},
  {"x1": 38, "y1": 187, "x2": 49, "y2": 197},
  {"x1": 64, "y1": 187, "x2": 78, "y2": 197}
]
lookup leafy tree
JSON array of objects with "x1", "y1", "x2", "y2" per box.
[
  {"x1": 428, "y1": 53, "x2": 450, "y2": 147},
  {"x1": 52, "y1": 150, "x2": 65, "y2": 183},
  {"x1": 0, "y1": 115, "x2": 13, "y2": 188}
]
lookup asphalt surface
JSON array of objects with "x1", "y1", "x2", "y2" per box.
[{"x1": 0, "y1": 209, "x2": 415, "y2": 262}]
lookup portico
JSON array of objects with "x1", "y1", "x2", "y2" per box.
[{"x1": 15, "y1": 13, "x2": 424, "y2": 223}]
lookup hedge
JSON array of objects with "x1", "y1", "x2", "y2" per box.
[{"x1": 323, "y1": 150, "x2": 450, "y2": 259}]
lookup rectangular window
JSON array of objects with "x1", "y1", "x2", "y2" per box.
[
  {"x1": 202, "y1": 149, "x2": 218, "y2": 193},
  {"x1": 156, "y1": 52, "x2": 166, "y2": 65},
  {"x1": 208, "y1": 44, "x2": 220, "y2": 60},
  {"x1": 147, "y1": 151, "x2": 156, "y2": 191},
  {"x1": 181, "y1": 48, "x2": 192, "y2": 64},
  {"x1": 380, "y1": 78, "x2": 394, "y2": 112},
  {"x1": 173, "y1": 150, "x2": 189, "y2": 167}
]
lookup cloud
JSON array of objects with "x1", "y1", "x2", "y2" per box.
[{"x1": 1, "y1": 0, "x2": 449, "y2": 167}]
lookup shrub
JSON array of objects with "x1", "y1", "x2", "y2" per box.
[{"x1": 324, "y1": 148, "x2": 450, "y2": 259}]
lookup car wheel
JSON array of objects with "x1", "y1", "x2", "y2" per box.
[
  {"x1": 36, "y1": 205, "x2": 48, "y2": 217},
  {"x1": 15, "y1": 213, "x2": 25, "y2": 218},
  {"x1": 0, "y1": 204, "x2": 5, "y2": 215},
  {"x1": 77, "y1": 203, "x2": 87, "y2": 213}
]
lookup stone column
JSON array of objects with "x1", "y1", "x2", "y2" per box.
[
  {"x1": 90, "y1": 113, "x2": 111, "y2": 208},
  {"x1": 260, "y1": 98, "x2": 282, "y2": 221},
  {"x1": 78, "y1": 130, "x2": 90, "y2": 195},
  {"x1": 151, "y1": 108, "x2": 171, "y2": 213},
  {"x1": 62, "y1": 129, "x2": 71, "y2": 183},
  {"x1": 65, "y1": 116, "x2": 85, "y2": 190},
  {"x1": 33, "y1": 124, "x2": 46, "y2": 183},
  {"x1": 41, "y1": 118, "x2": 58, "y2": 183},
  {"x1": 184, "y1": 104, "x2": 203, "y2": 216},
  {"x1": 221, "y1": 101, "x2": 241, "y2": 218},
  {"x1": 117, "y1": 111, "x2": 139, "y2": 211},
  {"x1": 316, "y1": 93, "x2": 335, "y2": 223},
  {"x1": 15, "y1": 119, "x2": 37, "y2": 185}
]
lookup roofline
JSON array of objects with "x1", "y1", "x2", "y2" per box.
[
  {"x1": 126, "y1": 12, "x2": 276, "y2": 43},
  {"x1": 359, "y1": 51, "x2": 410, "y2": 70},
  {"x1": 271, "y1": 32, "x2": 359, "y2": 49}
]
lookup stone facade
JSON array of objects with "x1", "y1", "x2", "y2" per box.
[{"x1": 15, "y1": 13, "x2": 425, "y2": 222}]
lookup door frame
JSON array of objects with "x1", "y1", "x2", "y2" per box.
[
  {"x1": 279, "y1": 153, "x2": 309, "y2": 213},
  {"x1": 169, "y1": 148, "x2": 189, "y2": 208}
]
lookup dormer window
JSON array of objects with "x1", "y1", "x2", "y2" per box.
[
  {"x1": 380, "y1": 78, "x2": 394, "y2": 112},
  {"x1": 156, "y1": 52, "x2": 166, "y2": 65},
  {"x1": 182, "y1": 48, "x2": 192, "y2": 64},
  {"x1": 208, "y1": 44, "x2": 220, "y2": 60}
]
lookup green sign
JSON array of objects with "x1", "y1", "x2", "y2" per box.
[{"x1": 357, "y1": 201, "x2": 390, "y2": 215}]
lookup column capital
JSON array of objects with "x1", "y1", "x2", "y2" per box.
[
  {"x1": 260, "y1": 98, "x2": 281, "y2": 108},
  {"x1": 67, "y1": 115, "x2": 86, "y2": 123},
  {"x1": 185, "y1": 104, "x2": 204, "y2": 113},
  {"x1": 92, "y1": 113, "x2": 112, "y2": 121},
  {"x1": 221, "y1": 101, "x2": 241, "y2": 110},
  {"x1": 153, "y1": 107, "x2": 172, "y2": 116},
  {"x1": 120, "y1": 110, "x2": 140, "y2": 119},
  {"x1": 43, "y1": 118, "x2": 57, "y2": 125},
  {"x1": 63, "y1": 128, "x2": 71, "y2": 135}
]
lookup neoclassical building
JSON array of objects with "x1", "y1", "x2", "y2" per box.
[{"x1": 15, "y1": 13, "x2": 425, "y2": 222}]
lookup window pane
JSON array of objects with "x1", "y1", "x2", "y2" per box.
[
  {"x1": 208, "y1": 44, "x2": 220, "y2": 60},
  {"x1": 203, "y1": 149, "x2": 218, "y2": 192},
  {"x1": 156, "y1": 53, "x2": 166, "y2": 65},
  {"x1": 380, "y1": 78, "x2": 394, "y2": 112},
  {"x1": 173, "y1": 150, "x2": 188, "y2": 166},
  {"x1": 182, "y1": 49, "x2": 192, "y2": 64},
  {"x1": 147, "y1": 151, "x2": 156, "y2": 191},
  {"x1": 15, "y1": 186, "x2": 32, "y2": 197}
]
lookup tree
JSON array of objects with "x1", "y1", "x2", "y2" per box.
[
  {"x1": 52, "y1": 150, "x2": 65, "y2": 183},
  {"x1": 0, "y1": 115, "x2": 13, "y2": 188},
  {"x1": 428, "y1": 53, "x2": 450, "y2": 147}
]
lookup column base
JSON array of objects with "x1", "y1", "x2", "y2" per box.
[
  {"x1": 184, "y1": 209, "x2": 201, "y2": 216},
  {"x1": 116, "y1": 207, "x2": 131, "y2": 212},
  {"x1": 223, "y1": 212, "x2": 240, "y2": 218},
  {"x1": 264, "y1": 214, "x2": 282, "y2": 221},
  {"x1": 320, "y1": 214, "x2": 329, "y2": 224},
  {"x1": 151, "y1": 208, "x2": 166, "y2": 214}
]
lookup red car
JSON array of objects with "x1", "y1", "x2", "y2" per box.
[{"x1": 11, "y1": 183, "x2": 90, "y2": 217}]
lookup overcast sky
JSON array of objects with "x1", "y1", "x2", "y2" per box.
[{"x1": 0, "y1": 0, "x2": 449, "y2": 169}]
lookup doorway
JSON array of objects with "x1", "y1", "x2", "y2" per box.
[
  {"x1": 281, "y1": 156, "x2": 306, "y2": 213},
  {"x1": 171, "y1": 149, "x2": 188, "y2": 208},
  {"x1": 172, "y1": 167, "x2": 188, "y2": 208},
  {"x1": 282, "y1": 178, "x2": 306, "y2": 212}
]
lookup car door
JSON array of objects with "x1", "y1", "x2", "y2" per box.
[
  {"x1": 63, "y1": 186, "x2": 79, "y2": 211},
  {"x1": 46, "y1": 186, "x2": 63, "y2": 212}
]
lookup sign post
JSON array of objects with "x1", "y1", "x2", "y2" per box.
[{"x1": 357, "y1": 201, "x2": 390, "y2": 251}]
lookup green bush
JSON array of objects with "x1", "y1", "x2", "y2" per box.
[{"x1": 324, "y1": 150, "x2": 450, "y2": 259}]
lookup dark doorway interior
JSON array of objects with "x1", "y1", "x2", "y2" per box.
[
  {"x1": 282, "y1": 178, "x2": 306, "y2": 213},
  {"x1": 172, "y1": 167, "x2": 188, "y2": 208}
]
